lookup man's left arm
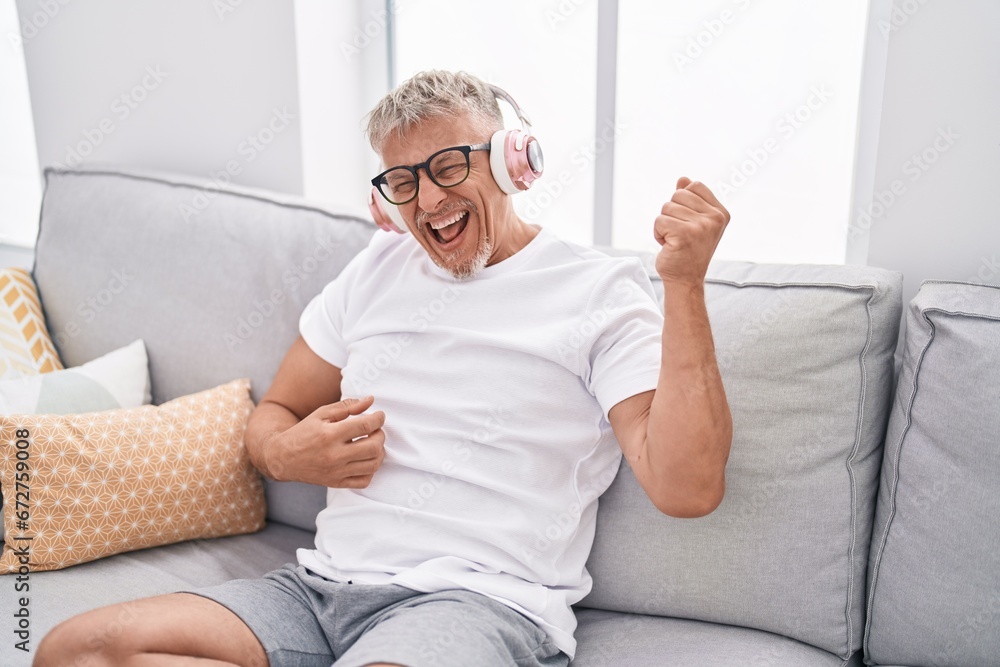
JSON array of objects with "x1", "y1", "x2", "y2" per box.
[{"x1": 608, "y1": 177, "x2": 733, "y2": 518}]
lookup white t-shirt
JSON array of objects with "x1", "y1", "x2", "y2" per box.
[{"x1": 297, "y1": 224, "x2": 662, "y2": 658}]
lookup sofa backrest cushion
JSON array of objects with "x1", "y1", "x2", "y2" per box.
[
  {"x1": 864, "y1": 280, "x2": 1000, "y2": 666},
  {"x1": 32, "y1": 165, "x2": 375, "y2": 530},
  {"x1": 579, "y1": 252, "x2": 902, "y2": 660}
]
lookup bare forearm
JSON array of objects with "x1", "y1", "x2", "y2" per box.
[
  {"x1": 245, "y1": 400, "x2": 301, "y2": 480},
  {"x1": 644, "y1": 283, "x2": 732, "y2": 515}
]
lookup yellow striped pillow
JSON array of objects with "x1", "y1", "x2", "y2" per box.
[{"x1": 0, "y1": 268, "x2": 63, "y2": 379}]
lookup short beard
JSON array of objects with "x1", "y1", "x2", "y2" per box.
[
  {"x1": 419, "y1": 197, "x2": 491, "y2": 280},
  {"x1": 437, "y1": 231, "x2": 492, "y2": 280}
]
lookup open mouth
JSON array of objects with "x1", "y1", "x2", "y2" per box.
[{"x1": 428, "y1": 211, "x2": 470, "y2": 249}]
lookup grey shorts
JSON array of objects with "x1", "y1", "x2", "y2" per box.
[{"x1": 180, "y1": 562, "x2": 569, "y2": 667}]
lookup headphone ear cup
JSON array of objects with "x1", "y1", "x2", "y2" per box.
[
  {"x1": 489, "y1": 130, "x2": 521, "y2": 195},
  {"x1": 368, "y1": 187, "x2": 408, "y2": 233},
  {"x1": 489, "y1": 129, "x2": 544, "y2": 195}
]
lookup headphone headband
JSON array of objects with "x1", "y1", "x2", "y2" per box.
[{"x1": 488, "y1": 84, "x2": 533, "y2": 133}]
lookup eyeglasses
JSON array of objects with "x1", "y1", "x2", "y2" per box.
[{"x1": 371, "y1": 143, "x2": 491, "y2": 206}]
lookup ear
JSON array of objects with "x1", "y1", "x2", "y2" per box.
[{"x1": 368, "y1": 187, "x2": 407, "y2": 234}]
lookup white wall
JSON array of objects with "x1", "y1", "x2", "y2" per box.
[
  {"x1": 294, "y1": 0, "x2": 390, "y2": 214},
  {"x1": 16, "y1": 0, "x2": 303, "y2": 209},
  {"x1": 864, "y1": 0, "x2": 1000, "y2": 305},
  {"x1": 11, "y1": 0, "x2": 999, "y2": 290}
]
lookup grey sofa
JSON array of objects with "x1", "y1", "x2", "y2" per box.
[{"x1": 3, "y1": 164, "x2": 998, "y2": 666}]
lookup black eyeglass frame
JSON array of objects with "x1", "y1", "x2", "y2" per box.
[{"x1": 371, "y1": 142, "x2": 491, "y2": 206}]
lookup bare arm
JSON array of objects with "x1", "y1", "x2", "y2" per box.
[
  {"x1": 610, "y1": 288, "x2": 732, "y2": 518},
  {"x1": 609, "y1": 177, "x2": 733, "y2": 518},
  {"x1": 246, "y1": 335, "x2": 386, "y2": 488}
]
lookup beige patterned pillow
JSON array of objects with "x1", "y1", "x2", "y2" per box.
[
  {"x1": 0, "y1": 379, "x2": 266, "y2": 572},
  {"x1": 0, "y1": 268, "x2": 63, "y2": 379}
]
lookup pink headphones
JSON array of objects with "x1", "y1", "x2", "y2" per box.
[{"x1": 368, "y1": 84, "x2": 544, "y2": 234}]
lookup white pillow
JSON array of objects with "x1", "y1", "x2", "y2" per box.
[
  {"x1": 0, "y1": 339, "x2": 150, "y2": 414},
  {"x1": 0, "y1": 339, "x2": 151, "y2": 541}
]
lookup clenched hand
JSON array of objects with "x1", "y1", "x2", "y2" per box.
[
  {"x1": 263, "y1": 395, "x2": 386, "y2": 488},
  {"x1": 654, "y1": 177, "x2": 731, "y2": 287}
]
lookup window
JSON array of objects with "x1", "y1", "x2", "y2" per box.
[
  {"x1": 394, "y1": 0, "x2": 598, "y2": 246},
  {"x1": 6, "y1": 0, "x2": 874, "y2": 264},
  {"x1": 0, "y1": 0, "x2": 42, "y2": 249},
  {"x1": 613, "y1": 1, "x2": 869, "y2": 263},
  {"x1": 392, "y1": 1, "x2": 872, "y2": 263}
]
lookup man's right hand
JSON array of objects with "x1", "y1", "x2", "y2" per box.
[{"x1": 262, "y1": 395, "x2": 386, "y2": 488}]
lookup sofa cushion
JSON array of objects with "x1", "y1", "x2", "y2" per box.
[
  {"x1": 865, "y1": 280, "x2": 1000, "y2": 667},
  {"x1": 0, "y1": 338, "x2": 150, "y2": 414},
  {"x1": 32, "y1": 165, "x2": 376, "y2": 530},
  {"x1": 0, "y1": 521, "x2": 315, "y2": 667},
  {"x1": 579, "y1": 255, "x2": 902, "y2": 659},
  {"x1": 569, "y1": 608, "x2": 864, "y2": 667},
  {"x1": 0, "y1": 338, "x2": 150, "y2": 543},
  {"x1": 0, "y1": 379, "x2": 265, "y2": 572}
]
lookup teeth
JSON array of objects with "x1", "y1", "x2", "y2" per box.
[{"x1": 428, "y1": 211, "x2": 465, "y2": 230}]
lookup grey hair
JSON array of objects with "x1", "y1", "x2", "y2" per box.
[{"x1": 365, "y1": 70, "x2": 504, "y2": 154}]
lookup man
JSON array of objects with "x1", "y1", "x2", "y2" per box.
[{"x1": 36, "y1": 70, "x2": 732, "y2": 667}]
